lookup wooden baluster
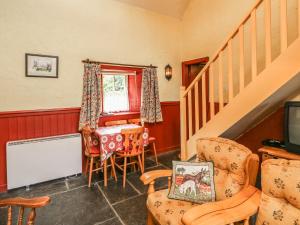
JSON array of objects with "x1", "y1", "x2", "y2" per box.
[
  {"x1": 188, "y1": 90, "x2": 193, "y2": 138},
  {"x1": 194, "y1": 81, "x2": 199, "y2": 132},
  {"x1": 209, "y1": 65, "x2": 215, "y2": 119},
  {"x1": 239, "y1": 25, "x2": 245, "y2": 92},
  {"x1": 228, "y1": 39, "x2": 233, "y2": 102},
  {"x1": 280, "y1": 0, "x2": 288, "y2": 52},
  {"x1": 202, "y1": 72, "x2": 207, "y2": 126},
  {"x1": 7, "y1": 206, "x2": 12, "y2": 225},
  {"x1": 180, "y1": 87, "x2": 187, "y2": 160},
  {"x1": 218, "y1": 53, "x2": 224, "y2": 111},
  {"x1": 27, "y1": 209, "x2": 36, "y2": 225},
  {"x1": 299, "y1": 0, "x2": 300, "y2": 37},
  {"x1": 251, "y1": 9, "x2": 257, "y2": 80},
  {"x1": 265, "y1": 0, "x2": 272, "y2": 65},
  {"x1": 18, "y1": 207, "x2": 24, "y2": 225}
]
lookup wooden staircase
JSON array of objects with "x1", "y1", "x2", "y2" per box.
[{"x1": 180, "y1": 0, "x2": 300, "y2": 159}]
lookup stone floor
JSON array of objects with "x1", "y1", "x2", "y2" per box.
[{"x1": 0, "y1": 149, "x2": 180, "y2": 225}]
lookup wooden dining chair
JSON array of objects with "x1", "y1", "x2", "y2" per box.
[
  {"x1": 128, "y1": 118, "x2": 158, "y2": 165},
  {"x1": 0, "y1": 196, "x2": 50, "y2": 225},
  {"x1": 104, "y1": 120, "x2": 127, "y2": 126},
  {"x1": 114, "y1": 127, "x2": 145, "y2": 188},
  {"x1": 82, "y1": 125, "x2": 117, "y2": 187}
]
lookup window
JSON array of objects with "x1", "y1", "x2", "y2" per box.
[
  {"x1": 101, "y1": 65, "x2": 142, "y2": 114},
  {"x1": 103, "y1": 74, "x2": 129, "y2": 113}
]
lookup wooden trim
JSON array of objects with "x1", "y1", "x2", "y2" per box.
[{"x1": 0, "y1": 107, "x2": 81, "y2": 118}]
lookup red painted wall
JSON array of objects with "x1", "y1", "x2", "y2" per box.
[
  {"x1": 236, "y1": 107, "x2": 284, "y2": 154},
  {"x1": 0, "y1": 101, "x2": 180, "y2": 192}
]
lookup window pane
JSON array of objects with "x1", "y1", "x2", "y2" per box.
[{"x1": 103, "y1": 75, "x2": 129, "y2": 112}]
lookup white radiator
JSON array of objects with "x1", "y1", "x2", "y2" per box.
[{"x1": 6, "y1": 133, "x2": 82, "y2": 190}]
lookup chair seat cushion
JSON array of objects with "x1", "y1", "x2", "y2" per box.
[
  {"x1": 149, "y1": 137, "x2": 156, "y2": 143},
  {"x1": 90, "y1": 146, "x2": 100, "y2": 155},
  {"x1": 147, "y1": 189, "x2": 195, "y2": 225}
]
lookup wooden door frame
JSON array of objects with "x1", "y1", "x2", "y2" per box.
[{"x1": 181, "y1": 57, "x2": 209, "y2": 87}]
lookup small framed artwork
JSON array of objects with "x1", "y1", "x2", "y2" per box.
[{"x1": 25, "y1": 53, "x2": 59, "y2": 78}]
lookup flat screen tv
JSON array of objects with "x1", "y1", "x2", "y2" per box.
[{"x1": 284, "y1": 101, "x2": 300, "y2": 154}]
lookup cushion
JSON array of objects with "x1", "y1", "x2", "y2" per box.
[
  {"x1": 256, "y1": 159, "x2": 300, "y2": 225},
  {"x1": 168, "y1": 161, "x2": 215, "y2": 204},
  {"x1": 147, "y1": 189, "x2": 195, "y2": 225},
  {"x1": 197, "y1": 137, "x2": 252, "y2": 201},
  {"x1": 89, "y1": 146, "x2": 100, "y2": 155}
]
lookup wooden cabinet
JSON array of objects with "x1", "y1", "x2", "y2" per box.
[{"x1": 258, "y1": 146, "x2": 300, "y2": 161}]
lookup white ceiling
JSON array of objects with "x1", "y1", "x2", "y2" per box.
[{"x1": 114, "y1": 0, "x2": 191, "y2": 19}]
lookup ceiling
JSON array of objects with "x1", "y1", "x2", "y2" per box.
[{"x1": 114, "y1": 0, "x2": 191, "y2": 19}]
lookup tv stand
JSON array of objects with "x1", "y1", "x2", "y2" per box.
[{"x1": 259, "y1": 146, "x2": 300, "y2": 161}]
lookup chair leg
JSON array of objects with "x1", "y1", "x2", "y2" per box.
[
  {"x1": 138, "y1": 155, "x2": 144, "y2": 174},
  {"x1": 85, "y1": 157, "x2": 89, "y2": 175},
  {"x1": 110, "y1": 157, "x2": 117, "y2": 182},
  {"x1": 152, "y1": 142, "x2": 158, "y2": 166},
  {"x1": 88, "y1": 157, "x2": 94, "y2": 188},
  {"x1": 147, "y1": 211, "x2": 155, "y2": 225},
  {"x1": 142, "y1": 149, "x2": 145, "y2": 172},
  {"x1": 123, "y1": 157, "x2": 127, "y2": 188},
  {"x1": 104, "y1": 159, "x2": 107, "y2": 187}
]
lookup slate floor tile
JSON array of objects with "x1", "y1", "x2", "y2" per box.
[
  {"x1": 157, "y1": 149, "x2": 180, "y2": 168},
  {"x1": 35, "y1": 186, "x2": 115, "y2": 225},
  {"x1": 98, "y1": 178, "x2": 139, "y2": 204},
  {"x1": 95, "y1": 217, "x2": 123, "y2": 225},
  {"x1": 127, "y1": 165, "x2": 169, "y2": 194},
  {"x1": 113, "y1": 194, "x2": 147, "y2": 225}
]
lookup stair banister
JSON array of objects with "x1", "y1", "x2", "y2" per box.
[{"x1": 180, "y1": 0, "x2": 291, "y2": 160}]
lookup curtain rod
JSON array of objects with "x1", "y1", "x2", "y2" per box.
[{"x1": 82, "y1": 58, "x2": 157, "y2": 68}]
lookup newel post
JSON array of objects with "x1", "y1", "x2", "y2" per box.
[{"x1": 180, "y1": 86, "x2": 187, "y2": 160}]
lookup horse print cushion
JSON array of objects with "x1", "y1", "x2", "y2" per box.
[{"x1": 168, "y1": 161, "x2": 216, "y2": 204}]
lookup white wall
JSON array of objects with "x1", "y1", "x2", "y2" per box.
[
  {"x1": 181, "y1": 0, "x2": 300, "y2": 101},
  {"x1": 0, "y1": 0, "x2": 181, "y2": 111}
]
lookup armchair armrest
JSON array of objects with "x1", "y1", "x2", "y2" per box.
[
  {"x1": 182, "y1": 186, "x2": 261, "y2": 225},
  {"x1": 140, "y1": 169, "x2": 172, "y2": 185},
  {"x1": 140, "y1": 170, "x2": 172, "y2": 194},
  {"x1": 0, "y1": 196, "x2": 50, "y2": 208}
]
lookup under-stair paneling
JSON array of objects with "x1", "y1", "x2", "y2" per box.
[{"x1": 236, "y1": 107, "x2": 284, "y2": 153}]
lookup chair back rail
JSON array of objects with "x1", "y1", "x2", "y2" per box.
[
  {"x1": 105, "y1": 120, "x2": 127, "y2": 126},
  {"x1": 81, "y1": 125, "x2": 94, "y2": 155},
  {"x1": 121, "y1": 127, "x2": 144, "y2": 155},
  {"x1": 0, "y1": 196, "x2": 50, "y2": 225},
  {"x1": 128, "y1": 118, "x2": 141, "y2": 125}
]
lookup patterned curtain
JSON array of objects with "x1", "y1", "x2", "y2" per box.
[
  {"x1": 141, "y1": 68, "x2": 163, "y2": 123},
  {"x1": 79, "y1": 64, "x2": 102, "y2": 130}
]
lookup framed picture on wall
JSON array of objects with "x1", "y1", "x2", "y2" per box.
[{"x1": 25, "y1": 53, "x2": 59, "y2": 78}]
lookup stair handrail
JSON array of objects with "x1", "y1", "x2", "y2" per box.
[{"x1": 182, "y1": 0, "x2": 264, "y2": 97}]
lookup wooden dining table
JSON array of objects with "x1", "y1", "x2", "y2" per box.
[
  {"x1": 95, "y1": 124, "x2": 149, "y2": 163},
  {"x1": 94, "y1": 124, "x2": 149, "y2": 186}
]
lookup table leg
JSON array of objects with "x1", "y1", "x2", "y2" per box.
[{"x1": 104, "y1": 159, "x2": 107, "y2": 187}]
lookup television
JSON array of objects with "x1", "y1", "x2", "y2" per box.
[{"x1": 284, "y1": 101, "x2": 300, "y2": 154}]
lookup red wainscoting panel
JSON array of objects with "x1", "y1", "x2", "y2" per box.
[
  {"x1": 0, "y1": 108, "x2": 81, "y2": 192},
  {"x1": 236, "y1": 107, "x2": 284, "y2": 154},
  {"x1": 145, "y1": 102, "x2": 180, "y2": 153},
  {"x1": 0, "y1": 101, "x2": 180, "y2": 192}
]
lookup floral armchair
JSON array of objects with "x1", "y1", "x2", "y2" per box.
[
  {"x1": 202, "y1": 159, "x2": 300, "y2": 225},
  {"x1": 140, "y1": 137, "x2": 259, "y2": 225}
]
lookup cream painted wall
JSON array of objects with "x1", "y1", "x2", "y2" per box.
[
  {"x1": 0, "y1": 0, "x2": 181, "y2": 111},
  {"x1": 181, "y1": 0, "x2": 300, "y2": 101}
]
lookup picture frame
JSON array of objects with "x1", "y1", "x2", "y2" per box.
[{"x1": 25, "y1": 53, "x2": 59, "y2": 78}]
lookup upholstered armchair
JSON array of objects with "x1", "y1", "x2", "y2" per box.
[
  {"x1": 140, "y1": 137, "x2": 259, "y2": 225},
  {"x1": 199, "y1": 159, "x2": 300, "y2": 225}
]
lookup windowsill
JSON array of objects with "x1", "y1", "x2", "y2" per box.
[{"x1": 101, "y1": 111, "x2": 140, "y2": 117}]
